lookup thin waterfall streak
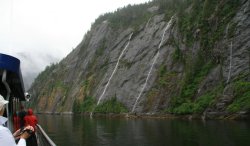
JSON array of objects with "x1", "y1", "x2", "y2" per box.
[
  {"x1": 158, "y1": 27, "x2": 168, "y2": 49},
  {"x1": 131, "y1": 16, "x2": 174, "y2": 113},
  {"x1": 158, "y1": 17, "x2": 174, "y2": 49},
  {"x1": 225, "y1": 24, "x2": 230, "y2": 37},
  {"x1": 227, "y1": 41, "x2": 233, "y2": 83},
  {"x1": 97, "y1": 33, "x2": 133, "y2": 105},
  {"x1": 145, "y1": 17, "x2": 152, "y2": 28},
  {"x1": 132, "y1": 52, "x2": 159, "y2": 112}
]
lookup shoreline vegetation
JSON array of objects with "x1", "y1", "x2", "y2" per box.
[{"x1": 35, "y1": 111, "x2": 250, "y2": 120}]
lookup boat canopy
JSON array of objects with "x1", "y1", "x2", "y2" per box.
[{"x1": 0, "y1": 53, "x2": 25, "y2": 100}]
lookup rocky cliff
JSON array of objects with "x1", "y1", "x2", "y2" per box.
[{"x1": 29, "y1": 0, "x2": 250, "y2": 119}]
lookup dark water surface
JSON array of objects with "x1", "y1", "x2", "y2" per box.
[{"x1": 37, "y1": 114, "x2": 250, "y2": 146}]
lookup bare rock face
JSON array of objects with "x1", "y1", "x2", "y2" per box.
[
  {"x1": 29, "y1": 0, "x2": 249, "y2": 118},
  {"x1": 222, "y1": 0, "x2": 250, "y2": 83}
]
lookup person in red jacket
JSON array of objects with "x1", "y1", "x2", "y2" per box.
[
  {"x1": 24, "y1": 108, "x2": 38, "y2": 146},
  {"x1": 24, "y1": 109, "x2": 37, "y2": 130}
]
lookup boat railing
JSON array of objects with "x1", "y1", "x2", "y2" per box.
[{"x1": 36, "y1": 124, "x2": 56, "y2": 146}]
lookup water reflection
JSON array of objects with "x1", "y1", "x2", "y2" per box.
[{"x1": 38, "y1": 114, "x2": 250, "y2": 146}]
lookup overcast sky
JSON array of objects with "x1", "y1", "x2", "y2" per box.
[{"x1": 0, "y1": 0, "x2": 151, "y2": 90}]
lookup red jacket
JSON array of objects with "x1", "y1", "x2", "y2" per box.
[
  {"x1": 13, "y1": 113, "x2": 20, "y2": 131},
  {"x1": 24, "y1": 109, "x2": 38, "y2": 130}
]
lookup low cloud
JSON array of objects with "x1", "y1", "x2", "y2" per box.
[
  {"x1": 0, "y1": 0, "x2": 151, "y2": 90},
  {"x1": 16, "y1": 51, "x2": 61, "y2": 90}
]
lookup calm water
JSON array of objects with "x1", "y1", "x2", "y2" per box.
[{"x1": 37, "y1": 114, "x2": 250, "y2": 146}]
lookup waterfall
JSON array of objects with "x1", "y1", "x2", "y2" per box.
[
  {"x1": 131, "y1": 52, "x2": 159, "y2": 113},
  {"x1": 131, "y1": 16, "x2": 174, "y2": 113},
  {"x1": 90, "y1": 112, "x2": 93, "y2": 118},
  {"x1": 226, "y1": 41, "x2": 233, "y2": 84},
  {"x1": 225, "y1": 23, "x2": 233, "y2": 84},
  {"x1": 145, "y1": 17, "x2": 152, "y2": 29},
  {"x1": 97, "y1": 33, "x2": 133, "y2": 105}
]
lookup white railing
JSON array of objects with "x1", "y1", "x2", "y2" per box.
[{"x1": 36, "y1": 124, "x2": 56, "y2": 146}]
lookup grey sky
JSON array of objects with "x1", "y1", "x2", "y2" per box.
[{"x1": 0, "y1": 0, "x2": 150, "y2": 90}]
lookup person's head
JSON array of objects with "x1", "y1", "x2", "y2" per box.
[
  {"x1": 20, "y1": 104, "x2": 24, "y2": 110},
  {"x1": 27, "y1": 108, "x2": 33, "y2": 115},
  {"x1": 0, "y1": 95, "x2": 8, "y2": 116}
]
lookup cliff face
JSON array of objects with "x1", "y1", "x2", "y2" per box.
[{"x1": 29, "y1": 0, "x2": 250, "y2": 119}]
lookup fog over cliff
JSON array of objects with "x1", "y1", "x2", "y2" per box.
[
  {"x1": 17, "y1": 52, "x2": 60, "y2": 90},
  {"x1": 0, "y1": 0, "x2": 150, "y2": 90}
]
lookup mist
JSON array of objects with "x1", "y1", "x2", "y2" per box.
[{"x1": 0, "y1": 0, "x2": 151, "y2": 91}]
